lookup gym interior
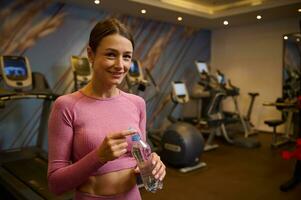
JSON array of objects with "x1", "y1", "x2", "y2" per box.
[{"x1": 0, "y1": 0, "x2": 300, "y2": 200}]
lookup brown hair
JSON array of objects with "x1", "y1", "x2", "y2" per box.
[{"x1": 89, "y1": 18, "x2": 134, "y2": 53}]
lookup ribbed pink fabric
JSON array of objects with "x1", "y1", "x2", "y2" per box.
[{"x1": 47, "y1": 90, "x2": 146, "y2": 195}]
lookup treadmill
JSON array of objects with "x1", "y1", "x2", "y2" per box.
[{"x1": 0, "y1": 56, "x2": 73, "y2": 200}]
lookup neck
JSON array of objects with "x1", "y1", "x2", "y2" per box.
[{"x1": 82, "y1": 80, "x2": 119, "y2": 99}]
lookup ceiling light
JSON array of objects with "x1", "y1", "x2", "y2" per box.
[
  {"x1": 298, "y1": 8, "x2": 301, "y2": 12},
  {"x1": 256, "y1": 15, "x2": 262, "y2": 20},
  {"x1": 177, "y1": 17, "x2": 183, "y2": 21},
  {"x1": 283, "y1": 36, "x2": 288, "y2": 40},
  {"x1": 296, "y1": 38, "x2": 300, "y2": 42},
  {"x1": 141, "y1": 9, "x2": 146, "y2": 14},
  {"x1": 94, "y1": 0, "x2": 100, "y2": 4},
  {"x1": 223, "y1": 20, "x2": 229, "y2": 25}
]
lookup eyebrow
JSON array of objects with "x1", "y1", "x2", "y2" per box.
[{"x1": 104, "y1": 48, "x2": 132, "y2": 54}]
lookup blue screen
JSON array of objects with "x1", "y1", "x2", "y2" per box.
[
  {"x1": 129, "y1": 61, "x2": 140, "y2": 77},
  {"x1": 4, "y1": 57, "x2": 28, "y2": 80}
]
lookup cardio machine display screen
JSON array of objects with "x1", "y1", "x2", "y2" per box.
[
  {"x1": 73, "y1": 57, "x2": 91, "y2": 76},
  {"x1": 129, "y1": 60, "x2": 140, "y2": 77},
  {"x1": 3, "y1": 57, "x2": 28, "y2": 81},
  {"x1": 173, "y1": 83, "x2": 187, "y2": 97},
  {"x1": 196, "y1": 62, "x2": 208, "y2": 73}
]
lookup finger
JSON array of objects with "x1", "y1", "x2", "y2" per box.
[
  {"x1": 151, "y1": 153, "x2": 160, "y2": 165},
  {"x1": 108, "y1": 129, "x2": 136, "y2": 139},
  {"x1": 107, "y1": 138, "x2": 127, "y2": 146},
  {"x1": 151, "y1": 159, "x2": 159, "y2": 173},
  {"x1": 110, "y1": 142, "x2": 128, "y2": 152},
  {"x1": 134, "y1": 166, "x2": 140, "y2": 173},
  {"x1": 152, "y1": 160, "x2": 164, "y2": 179},
  {"x1": 151, "y1": 153, "x2": 162, "y2": 175},
  {"x1": 159, "y1": 169, "x2": 166, "y2": 181},
  {"x1": 112, "y1": 148, "x2": 128, "y2": 158},
  {"x1": 153, "y1": 161, "x2": 166, "y2": 180}
]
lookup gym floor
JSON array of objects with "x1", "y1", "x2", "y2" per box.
[
  {"x1": 1, "y1": 132, "x2": 299, "y2": 200},
  {"x1": 141, "y1": 132, "x2": 301, "y2": 200}
]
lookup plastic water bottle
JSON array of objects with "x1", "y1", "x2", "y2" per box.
[{"x1": 131, "y1": 134, "x2": 163, "y2": 193}]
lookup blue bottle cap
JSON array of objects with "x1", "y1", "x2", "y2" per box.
[{"x1": 131, "y1": 134, "x2": 141, "y2": 141}]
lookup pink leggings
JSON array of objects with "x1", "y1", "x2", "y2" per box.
[{"x1": 74, "y1": 186, "x2": 141, "y2": 200}]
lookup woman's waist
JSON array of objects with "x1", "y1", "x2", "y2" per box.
[
  {"x1": 91, "y1": 156, "x2": 136, "y2": 175},
  {"x1": 78, "y1": 168, "x2": 137, "y2": 196}
]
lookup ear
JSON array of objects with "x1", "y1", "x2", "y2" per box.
[{"x1": 87, "y1": 46, "x2": 95, "y2": 64}]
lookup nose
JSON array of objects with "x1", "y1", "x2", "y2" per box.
[{"x1": 113, "y1": 57, "x2": 124, "y2": 71}]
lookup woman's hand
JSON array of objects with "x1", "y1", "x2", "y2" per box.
[
  {"x1": 97, "y1": 129, "x2": 136, "y2": 163},
  {"x1": 133, "y1": 153, "x2": 166, "y2": 182},
  {"x1": 151, "y1": 153, "x2": 166, "y2": 181}
]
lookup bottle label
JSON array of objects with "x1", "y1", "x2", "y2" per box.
[{"x1": 132, "y1": 148, "x2": 145, "y2": 163}]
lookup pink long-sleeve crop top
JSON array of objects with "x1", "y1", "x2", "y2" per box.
[{"x1": 47, "y1": 90, "x2": 146, "y2": 195}]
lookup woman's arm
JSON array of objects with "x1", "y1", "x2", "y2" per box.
[{"x1": 47, "y1": 98, "x2": 104, "y2": 195}]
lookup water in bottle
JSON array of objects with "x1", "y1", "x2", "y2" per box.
[{"x1": 131, "y1": 134, "x2": 163, "y2": 193}]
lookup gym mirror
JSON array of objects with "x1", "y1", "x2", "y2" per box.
[
  {"x1": 283, "y1": 32, "x2": 301, "y2": 99},
  {"x1": 282, "y1": 32, "x2": 301, "y2": 135}
]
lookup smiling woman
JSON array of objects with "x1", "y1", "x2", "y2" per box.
[{"x1": 47, "y1": 18, "x2": 166, "y2": 200}]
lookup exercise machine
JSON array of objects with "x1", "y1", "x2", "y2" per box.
[
  {"x1": 245, "y1": 92, "x2": 260, "y2": 135},
  {"x1": 0, "y1": 55, "x2": 72, "y2": 200},
  {"x1": 149, "y1": 81, "x2": 207, "y2": 173},
  {"x1": 216, "y1": 70, "x2": 259, "y2": 138},
  {"x1": 188, "y1": 61, "x2": 260, "y2": 149},
  {"x1": 70, "y1": 56, "x2": 92, "y2": 91},
  {"x1": 185, "y1": 62, "x2": 228, "y2": 151},
  {"x1": 214, "y1": 71, "x2": 261, "y2": 148}
]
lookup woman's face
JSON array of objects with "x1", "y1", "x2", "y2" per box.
[{"x1": 88, "y1": 34, "x2": 133, "y2": 86}]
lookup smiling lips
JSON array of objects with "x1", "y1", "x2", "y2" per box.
[{"x1": 108, "y1": 71, "x2": 124, "y2": 78}]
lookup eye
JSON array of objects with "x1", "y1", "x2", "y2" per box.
[
  {"x1": 105, "y1": 52, "x2": 116, "y2": 59},
  {"x1": 123, "y1": 54, "x2": 132, "y2": 61}
]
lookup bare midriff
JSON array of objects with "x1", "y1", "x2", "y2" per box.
[{"x1": 78, "y1": 168, "x2": 137, "y2": 196}]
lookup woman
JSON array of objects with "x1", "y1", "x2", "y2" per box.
[{"x1": 48, "y1": 18, "x2": 166, "y2": 200}]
